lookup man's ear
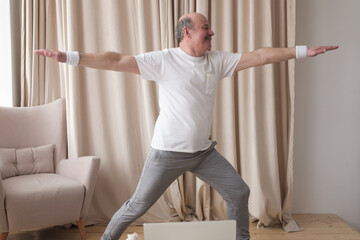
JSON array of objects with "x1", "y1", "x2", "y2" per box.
[{"x1": 182, "y1": 27, "x2": 191, "y2": 39}]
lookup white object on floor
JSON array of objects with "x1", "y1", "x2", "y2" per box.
[
  {"x1": 144, "y1": 220, "x2": 236, "y2": 240},
  {"x1": 126, "y1": 232, "x2": 141, "y2": 240}
]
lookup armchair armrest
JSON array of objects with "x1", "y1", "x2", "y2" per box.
[
  {"x1": 0, "y1": 177, "x2": 8, "y2": 232},
  {"x1": 56, "y1": 156, "x2": 100, "y2": 217}
]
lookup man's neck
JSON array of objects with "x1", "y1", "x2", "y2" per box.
[{"x1": 179, "y1": 44, "x2": 205, "y2": 57}]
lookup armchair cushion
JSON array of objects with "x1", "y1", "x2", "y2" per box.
[
  {"x1": 0, "y1": 144, "x2": 54, "y2": 179},
  {"x1": 3, "y1": 173, "x2": 84, "y2": 231}
]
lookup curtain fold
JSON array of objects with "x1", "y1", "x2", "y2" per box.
[
  {"x1": 17, "y1": 0, "x2": 301, "y2": 232},
  {"x1": 20, "y1": 0, "x2": 61, "y2": 106}
]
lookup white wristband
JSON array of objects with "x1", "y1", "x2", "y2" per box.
[
  {"x1": 296, "y1": 45, "x2": 308, "y2": 59},
  {"x1": 66, "y1": 51, "x2": 80, "y2": 65}
]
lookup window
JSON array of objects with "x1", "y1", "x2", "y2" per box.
[{"x1": 0, "y1": 0, "x2": 13, "y2": 107}]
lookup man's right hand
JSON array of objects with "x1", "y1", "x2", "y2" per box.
[{"x1": 34, "y1": 49, "x2": 67, "y2": 63}]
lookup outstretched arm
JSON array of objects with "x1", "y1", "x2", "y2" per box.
[
  {"x1": 235, "y1": 45, "x2": 338, "y2": 72},
  {"x1": 34, "y1": 49, "x2": 140, "y2": 75}
]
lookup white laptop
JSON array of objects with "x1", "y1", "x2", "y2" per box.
[{"x1": 144, "y1": 220, "x2": 236, "y2": 240}]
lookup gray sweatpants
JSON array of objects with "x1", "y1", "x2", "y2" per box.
[{"x1": 101, "y1": 142, "x2": 250, "y2": 240}]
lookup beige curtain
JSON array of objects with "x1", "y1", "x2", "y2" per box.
[{"x1": 17, "y1": 0, "x2": 302, "y2": 232}]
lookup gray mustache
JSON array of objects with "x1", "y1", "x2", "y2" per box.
[{"x1": 205, "y1": 36, "x2": 212, "y2": 40}]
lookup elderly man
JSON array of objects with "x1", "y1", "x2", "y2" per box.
[{"x1": 35, "y1": 12, "x2": 337, "y2": 240}]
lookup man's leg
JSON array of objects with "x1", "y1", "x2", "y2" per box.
[
  {"x1": 101, "y1": 148, "x2": 188, "y2": 240},
  {"x1": 191, "y1": 148, "x2": 251, "y2": 240}
]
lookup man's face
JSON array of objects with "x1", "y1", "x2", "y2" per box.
[{"x1": 188, "y1": 15, "x2": 215, "y2": 54}]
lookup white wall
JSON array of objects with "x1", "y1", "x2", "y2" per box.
[
  {"x1": 294, "y1": 0, "x2": 360, "y2": 231},
  {"x1": 0, "y1": 0, "x2": 12, "y2": 107}
]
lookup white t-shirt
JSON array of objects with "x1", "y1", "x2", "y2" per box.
[{"x1": 136, "y1": 48, "x2": 241, "y2": 152}]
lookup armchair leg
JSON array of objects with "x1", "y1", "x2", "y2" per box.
[
  {"x1": 77, "y1": 217, "x2": 86, "y2": 240},
  {"x1": 0, "y1": 232, "x2": 8, "y2": 240}
]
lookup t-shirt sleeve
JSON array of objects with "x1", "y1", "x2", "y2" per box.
[
  {"x1": 217, "y1": 51, "x2": 242, "y2": 78},
  {"x1": 135, "y1": 51, "x2": 163, "y2": 81}
]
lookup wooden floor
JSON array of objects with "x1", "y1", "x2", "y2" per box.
[{"x1": 6, "y1": 215, "x2": 360, "y2": 240}]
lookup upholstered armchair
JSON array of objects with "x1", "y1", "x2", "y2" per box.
[{"x1": 0, "y1": 98, "x2": 100, "y2": 240}]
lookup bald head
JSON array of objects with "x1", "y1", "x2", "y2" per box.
[
  {"x1": 179, "y1": 12, "x2": 207, "y2": 22},
  {"x1": 175, "y1": 12, "x2": 209, "y2": 45},
  {"x1": 175, "y1": 12, "x2": 214, "y2": 56}
]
